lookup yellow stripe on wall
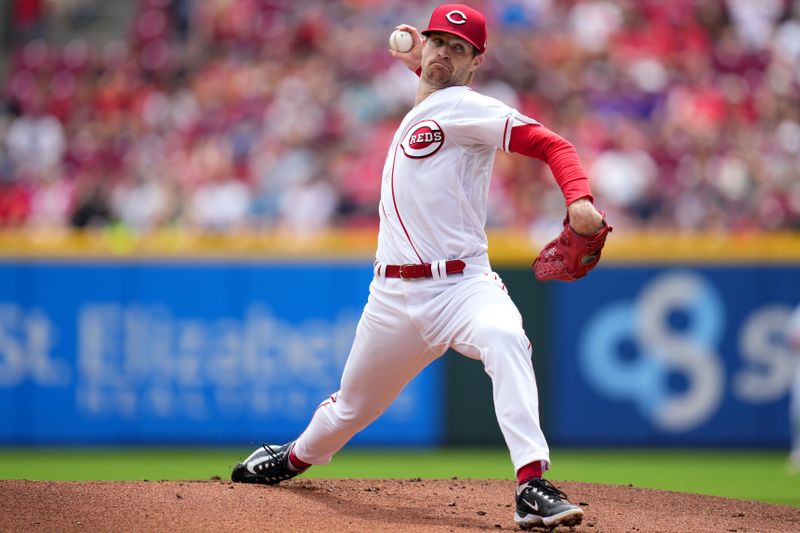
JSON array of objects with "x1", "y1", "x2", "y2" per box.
[
  {"x1": 1, "y1": 229, "x2": 799, "y2": 264},
  {"x1": 487, "y1": 230, "x2": 800, "y2": 265}
]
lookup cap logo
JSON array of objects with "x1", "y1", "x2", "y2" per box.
[{"x1": 445, "y1": 10, "x2": 467, "y2": 25}]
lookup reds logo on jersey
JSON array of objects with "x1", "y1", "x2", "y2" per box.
[{"x1": 400, "y1": 120, "x2": 445, "y2": 159}]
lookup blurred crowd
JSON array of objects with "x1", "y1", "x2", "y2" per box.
[{"x1": 1, "y1": 0, "x2": 799, "y2": 236}]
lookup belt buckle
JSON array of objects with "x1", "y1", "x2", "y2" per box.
[{"x1": 399, "y1": 264, "x2": 412, "y2": 280}]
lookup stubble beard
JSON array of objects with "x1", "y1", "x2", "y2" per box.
[{"x1": 424, "y1": 62, "x2": 467, "y2": 89}]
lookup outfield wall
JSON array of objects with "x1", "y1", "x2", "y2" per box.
[{"x1": 0, "y1": 230, "x2": 798, "y2": 447}]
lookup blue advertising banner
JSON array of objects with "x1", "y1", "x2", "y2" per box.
[
  {"x1": 0, "y1": 262, "x2": 444, "y2": 445},
  {"x1": 550, "y1": 266, "x2": 800, "y2": 446}
]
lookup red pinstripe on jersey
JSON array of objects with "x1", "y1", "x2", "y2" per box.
[{"x1": 390, "y1": 136, "x2": 424, "y2": 263}]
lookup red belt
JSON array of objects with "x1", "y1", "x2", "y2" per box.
[{"x1": 382, "y1": 260, "x2": 466, "y2": 280}]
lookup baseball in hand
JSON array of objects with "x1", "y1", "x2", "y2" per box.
[{"x1": 389, "y1": 29, "x2": 414, "y2": 53}]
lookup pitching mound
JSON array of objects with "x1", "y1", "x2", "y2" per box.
[{"x1": 1, "y1": 478, "x2": 798, "y2": 532}]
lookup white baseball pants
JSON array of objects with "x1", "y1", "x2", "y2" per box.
[{"x1": 293, "y1": 256, "x2": 550, "y2": 473}]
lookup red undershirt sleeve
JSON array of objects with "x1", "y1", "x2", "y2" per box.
[{"x1": 508, "y1": 123, "x2": 593, "y2": 205}]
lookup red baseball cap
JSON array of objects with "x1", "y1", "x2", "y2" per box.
[{"x1": 421, "y1": 3, "x2": 487, "y2": 54}]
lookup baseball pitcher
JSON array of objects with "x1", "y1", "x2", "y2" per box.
[{"x1": 231, "y1": 4, "x2": 611, "y2": 530}]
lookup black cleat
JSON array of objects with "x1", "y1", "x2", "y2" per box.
[
  {"x1": 231, "y1": 441, "x2": 308, "y2": 485},
  {"x1": 514, "y1": 478, "x2": 584, "y2": 530}
]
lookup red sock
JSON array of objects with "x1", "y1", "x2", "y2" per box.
[
  {"x1": 289, "y1": 449, "x2": 312, "y2": 470},
  {"x1": 516, "y1": 461, "x2": 543, "y2": 484}
]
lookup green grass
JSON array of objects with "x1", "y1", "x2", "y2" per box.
[
  {"x1": 1, "y1": 447, "x2": 798, "y2": 507},
  {"x1": 550, "y1": 449, "x2": 800, "y2": 508}
]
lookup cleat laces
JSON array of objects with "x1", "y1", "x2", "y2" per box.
[
  {"x1": 261, "y1": 443, "x2": 280, "y2": 461},
  {"x1": 525, "y1": 478, "x2": 570, "y2": 503}
]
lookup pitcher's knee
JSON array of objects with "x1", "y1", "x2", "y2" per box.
[
  {"x1": 330, "y1": 397, "x2": 386, "y2": 430},
  {"x1": 473, "y1": 320, "x2": 528, "y2": 353}
]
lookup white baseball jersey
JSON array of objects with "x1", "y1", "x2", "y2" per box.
[
  {"x1": 376, "y1": 85, "x2": 537, "y2": 265},
  {"x1": 294, "y1": 85, "x2": 551, "y2": 477}
]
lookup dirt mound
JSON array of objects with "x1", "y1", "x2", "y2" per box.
[{"x1": 1, "y1": 478, "x2": 798, "y2": 532}]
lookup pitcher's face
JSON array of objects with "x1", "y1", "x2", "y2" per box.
[{"x1": 421, "y1": 31, "x2": 483, "y2": 88}]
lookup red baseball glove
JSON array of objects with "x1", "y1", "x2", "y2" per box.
[{"x1": 532, "y1": 214, "x2": 612, "y2": 282}]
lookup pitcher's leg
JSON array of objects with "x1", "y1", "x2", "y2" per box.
[
  {"x1": 294, "y1": 296, "x2": 442, "y2": 465},
  {"x1": 449, "y1": 275, "x2": 549, "y2": 472}
]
